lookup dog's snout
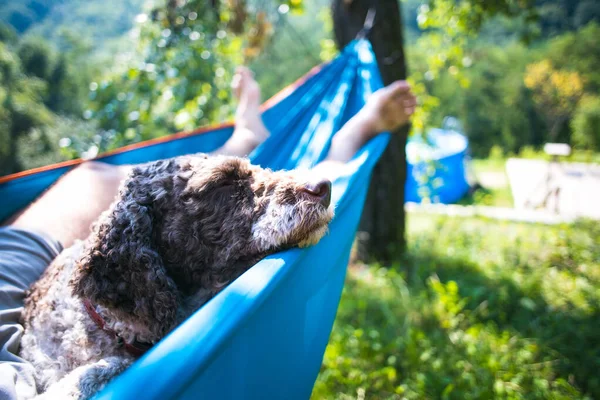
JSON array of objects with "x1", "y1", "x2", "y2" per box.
[{"x1": 301, "y1": 179, "x2": 332, "y2": 207}]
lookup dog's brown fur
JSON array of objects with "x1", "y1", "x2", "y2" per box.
[{"x1": 19, "y1": 155, "x2": 333, "y2": 399}]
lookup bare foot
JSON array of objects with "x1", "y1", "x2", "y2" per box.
[
  {"x1": 357, "y1": 80, "x2": 417, "y2": 134},
  {"x1": 317, "y1": 80, "x2": 416, "y2": 167},
  {"x1": 231, "y1": 67, "x2": 270, "y2": 147}
]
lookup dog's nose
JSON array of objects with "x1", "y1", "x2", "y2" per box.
[{"x1": 302, "y1": 179, "x2": 332, "y2": 207}]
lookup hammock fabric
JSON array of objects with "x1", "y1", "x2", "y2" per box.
[{"x1": 0, "y1": 39, "x2": 389, "y2": 399}]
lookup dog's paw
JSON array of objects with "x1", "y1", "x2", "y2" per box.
[{"x1": 37, "y1": 357, "x2": 131, "y2": 400}]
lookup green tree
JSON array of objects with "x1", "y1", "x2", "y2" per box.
[
  {"x1": 571, "y1": 95, "x2": 600, "y2": 151},
  {"x1": 329, "y1": 0, "x2": 541, "y2": 261},
  {"x1": 574, "y1": 1, "x2": 600, "y2": 28},
  {"x1": 408, "y1": 9, "x2": 600, "y2": 157},
  {"x1": 82, "y1": 0, "x2": 302, "y2": 156},
  {"x1": 248, "y1": 0, "x2": 327, "y2": 100},
  {"x1": 535, "y1": 0, "x2": 600, "y2": 35},
  {"x1": 0, "y1": 21, "x2": 97, "y2": 175},
  {"x1": 0, "y1": 39, "x2": 53, "y2": 174},
  {"x1": 546, "y1": 23, "x2": 600, "y2": 93},
  {"x1": 524, "y1": 60, "x2": 584, "y2": 142},
  {"x1": 17, "y1": 38, "x2": 53, "y2": 80}
]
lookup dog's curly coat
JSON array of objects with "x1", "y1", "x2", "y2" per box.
[{"x1": 19, "y1": 154, "x2": 333, "y2": 399}]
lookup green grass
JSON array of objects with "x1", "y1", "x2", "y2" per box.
[
  {"x1": 461, "y1": 158, "x2": 514, "y2": 208},
  {"x1": 472, "y1": 157, "x2": 507, "y2": 174},
  {"x1": 457, "y1": 185, "x2": 514, "y2": 208},
  {"x1": 313, "y1": 214, "x2": 600, "y2": 399}
]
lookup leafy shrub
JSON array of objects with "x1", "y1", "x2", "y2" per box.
[
  {"x1": 571, "y1": 96, "x2": 600, "y2": 151},
  {"x1": 314, "y1": 215, "x2": 599, "y2": 399}
]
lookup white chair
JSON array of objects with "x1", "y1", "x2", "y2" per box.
[{"x1": 524, "y1": 143, "x2": 571, "y2": 213}]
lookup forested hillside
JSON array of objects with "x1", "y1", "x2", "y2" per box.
[
  {"x1": 408, "y1": 0, "x2": 600, "y2": 156},
  {"x1": 0, "y1": 0, "x2": 144, "y2": 52}
]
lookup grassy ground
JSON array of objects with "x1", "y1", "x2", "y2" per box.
[
  {"x1": 459, "y1": 158, "x2": 514, "y2": 208},
  {"x1": 313, "y1": 213, "x2": 600, "y2": 399},
  {"x1": 457, "y1": 185, "x2": 514, "y2": 208}
]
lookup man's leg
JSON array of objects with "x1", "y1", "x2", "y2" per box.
[
  {"x1": 212, "y1": 67, "x2": 270, "y2": 157},
  {"x1": 0, "y1": 228, "x2": 64, "y2": 399},
  {"x1": 7, "y1": 162, "x2": 131, "y2": 248}
]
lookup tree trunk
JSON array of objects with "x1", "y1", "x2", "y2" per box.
[{"x1": 332, "y1": 0, "x2": 409, "y2": 264}]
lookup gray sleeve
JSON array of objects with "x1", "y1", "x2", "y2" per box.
[{"x1": 0, "y1": 227, "x2": 63, "y2": 400}]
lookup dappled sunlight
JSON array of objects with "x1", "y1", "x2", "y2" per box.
[{"x1": 315, "y1": 213, "x2": 600, "y2": 398}]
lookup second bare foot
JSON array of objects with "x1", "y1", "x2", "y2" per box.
[{"x1": 231, "y1": 67, "x2": 270, "y2": 147}]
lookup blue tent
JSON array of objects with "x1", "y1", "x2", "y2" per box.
[
  {"x1": 405, "y1": 127, "x2": 470, "y2": 204},
  {"x1": 0, "y1": 40, "x2": 391, "y2": 399}
]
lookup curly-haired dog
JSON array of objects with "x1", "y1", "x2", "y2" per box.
[{"x1": 19, "y1": 154, "x2": 334, "y2": 399}]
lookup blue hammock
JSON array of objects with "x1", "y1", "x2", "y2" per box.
[{"x1": 0, "y1": 39, "x2": 389, "y2": 399}]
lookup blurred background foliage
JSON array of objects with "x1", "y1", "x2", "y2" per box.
[
  {"x1": 314, "y1": 214, "x2": 600, "y2": 399},
  {"x1": 0, "y1": 0, "x2": 599, "y2": 175},
  {"x1": 0, "y1": 0, "x2": 305, "y2": 173}
]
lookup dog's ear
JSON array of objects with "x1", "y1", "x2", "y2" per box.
[{"x1": 72, "y1": 163, "x2": 179, "y2": 336}]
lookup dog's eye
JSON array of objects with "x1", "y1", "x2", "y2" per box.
[
  {"x1": 281, "y1": 188, "x2": 296, "y2": 204},
  {"x1": 254, "y1": 186, "x2": 266, "y2": 197},
  {"x1": 180, "y1": 193, "x2": 194, "y2": 203}
]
